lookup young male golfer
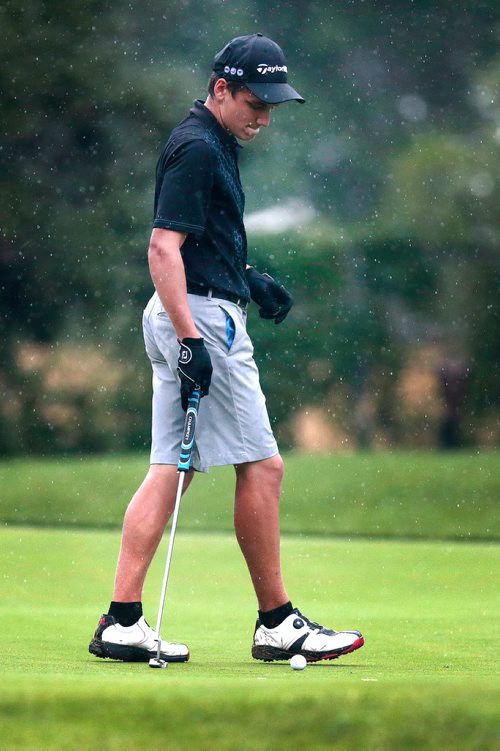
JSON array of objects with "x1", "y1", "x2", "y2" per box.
[{"x1": 89, "y1": 33, "x2": 364, "y2": 664}]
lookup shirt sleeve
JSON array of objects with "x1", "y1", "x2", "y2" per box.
[{"x1": 153, "y1": 138, "x2": 214, "y2": 236}]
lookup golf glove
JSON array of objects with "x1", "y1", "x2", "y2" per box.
[
  {"x1": 177, "y1": 337, "x2": 213, "y2": 411},
  {"x1": 245, "y1": 267, "x2": 293, "y2": 325}
]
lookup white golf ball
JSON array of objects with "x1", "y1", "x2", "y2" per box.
[{"x1": 290, "y1": 654, "x2": 307, "y2": 671}]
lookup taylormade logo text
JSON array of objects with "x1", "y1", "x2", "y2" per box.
[{"x1": 256, "y1": 63, "x2": 288, "y2": 75}]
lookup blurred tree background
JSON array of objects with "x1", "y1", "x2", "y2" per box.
[{"x1": 1, "y1": 0, "x2": 499, "y2": 455}]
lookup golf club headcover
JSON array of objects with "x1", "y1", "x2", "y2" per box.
[
  {"x1": 245, "y1": 267, "x2": 293, "y2": 324},
  {"x1": 177, "y1": 337, "x2": 212, "y2": 411}
]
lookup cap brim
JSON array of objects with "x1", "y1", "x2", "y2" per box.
[{"x1": 246, "y1": 82, "x2": 305, "y2": 104}]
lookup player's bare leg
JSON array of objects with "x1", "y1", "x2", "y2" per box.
[
  {"x1": 89, "y1": 464, "x2": 194, "y2": 663},
  {"x1": 234, "y1": 455, "x2": 289, "y2": 612},
  {"x1": 234, "y1": 457, "x2": 365, "y2": 663},
  {"x1": 113, "y1": 464, "x2": 194, "y2": 601}
]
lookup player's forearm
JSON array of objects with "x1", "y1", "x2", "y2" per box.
[{"x1": 148, "y1": 229, "x2": 200, "y2": 340}]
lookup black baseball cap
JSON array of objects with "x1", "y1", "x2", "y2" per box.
[{"x1": 212, "y1": 33, "x2": 305, "y2": 104}]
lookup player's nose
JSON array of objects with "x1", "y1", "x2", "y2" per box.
[{"x1": 256, "y1": 110, "x2": 271, "y2": 127}]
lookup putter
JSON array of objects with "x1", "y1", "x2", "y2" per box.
[{"x1": 149, "y1": 387, "x2": 201, "y2": 669}]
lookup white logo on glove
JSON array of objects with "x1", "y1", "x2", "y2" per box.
[{"x1": 179, "y1": 346, "x2": 192, "y2": 364}]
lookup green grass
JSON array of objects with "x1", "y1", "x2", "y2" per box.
[
  {"x1": 1, "y1": 450, "x2": 499, "y2": 539},
  {"x1": 1, "y1": 526, "x2": 499, "y2": 750},
  {"x1": 1, "y1": 451, "x2": 499, "y2": 748}
]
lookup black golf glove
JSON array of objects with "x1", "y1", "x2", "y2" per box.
[
  {"x1": 177, "y1": 337, "x2": 213, "y2": 411},
  {"x1": 245, "y1": 267, "x2": 293, "y2": 324}
]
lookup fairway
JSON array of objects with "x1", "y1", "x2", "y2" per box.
[
  {"x1": 1, "y1": 526, "x2": 499, "y2": 750},
  {"x1": 1, "y1": 451, "x2": 498, "y2": 540}
]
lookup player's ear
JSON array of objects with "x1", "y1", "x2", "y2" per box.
[{"x1": 213, "y1": 77, "x2": 229, "y2": 101}]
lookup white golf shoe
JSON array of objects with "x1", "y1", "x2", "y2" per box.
[
  {"x1": 252, "y1": 608, "x2": 364, "y2": 662},
  {"x1": 89, "y1": 614, "x2": 189, "y2": 663}
]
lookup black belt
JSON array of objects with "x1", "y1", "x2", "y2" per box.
[{"x1": 187, "y1": 284, "x2": 249, "y2": 310}]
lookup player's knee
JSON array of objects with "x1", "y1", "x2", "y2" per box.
[
  {"x1": 269, "y1": 453, "x2": 284, "y2": 479},
  {"x1": 259, "y1": 454, "x2": 284, "y2": 490},
  {"x1": 235, "y1": 454, "x2": 284, "y2": 490}
]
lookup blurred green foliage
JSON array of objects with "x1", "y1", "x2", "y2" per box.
[{"x1": 1, "y1": 0, "x2": 499, "y2": 454}]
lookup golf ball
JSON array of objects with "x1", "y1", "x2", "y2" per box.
[{"x1": 290, "y1": 654, "x2": 307, "y2": 671}]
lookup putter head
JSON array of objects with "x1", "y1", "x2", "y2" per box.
[{"x1": 149, "y1": 657, "x2": 168, "y2": 669}]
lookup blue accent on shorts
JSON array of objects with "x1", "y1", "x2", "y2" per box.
[{"x1": 226, "y1": 313, "x2": 235, "y2": 350}]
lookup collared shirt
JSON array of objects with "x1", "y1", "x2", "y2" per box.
[{"x1": 153, "y1": 100, "x2": 250, "y2": 301}]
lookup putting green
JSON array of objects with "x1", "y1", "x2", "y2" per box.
[{"x1": 1, "y1": 527, "x2": 499, "y2": 749}]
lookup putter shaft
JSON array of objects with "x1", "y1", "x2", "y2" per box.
[
  {"x1": 153, "y1": 469, "x2": 186, "y2": 661},
  {"x1": 151, "y1": 389, "x2": 200, "y2": 666}
]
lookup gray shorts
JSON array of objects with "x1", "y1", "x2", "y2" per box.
[{"x1": 142, "y1": 291, "x2": 278, "y2": 472}]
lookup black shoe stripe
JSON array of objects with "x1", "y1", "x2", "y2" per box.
[{"x1": 289, "y1": 633, "x2": 309, "y2": 652}]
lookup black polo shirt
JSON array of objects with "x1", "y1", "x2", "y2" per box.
[{"x1": 153, "y1": 100, "x2": 250, "y2": 301}]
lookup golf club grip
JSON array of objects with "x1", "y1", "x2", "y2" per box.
[{"x1": 177, "y1": 388, "x2": 200, "y2": 472}]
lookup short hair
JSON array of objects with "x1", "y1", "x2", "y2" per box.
[{"x1": 207, "y1": 72, "x2": 247, "y2": 98}]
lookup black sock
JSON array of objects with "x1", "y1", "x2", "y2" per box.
[
  {"x1": 109, "y1": 601, "x2": 143, "y2": 627},
  {"x1": 259, "y1": 601, "x2": 293, "y2": 629}
]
